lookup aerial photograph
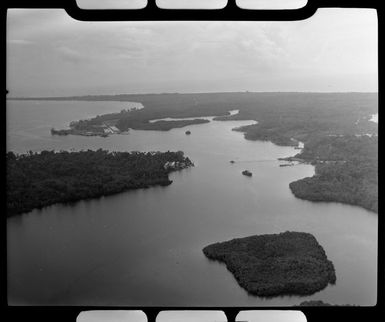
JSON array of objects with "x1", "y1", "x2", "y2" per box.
[{"x1": 6, "y1": 5, "x2": 377, "y2": 307}]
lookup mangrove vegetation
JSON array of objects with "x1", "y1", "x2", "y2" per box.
[{"x1": 6, "y1": 149, "x2": 193, "y2": 216}]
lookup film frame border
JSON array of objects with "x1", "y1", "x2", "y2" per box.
[{"x1": 2, "y1": 0, "x2": 383, "y2": 321}]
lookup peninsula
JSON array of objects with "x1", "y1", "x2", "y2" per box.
[
  {"x1": 6, "y1": 149, "x2": 194, "y2": 216},
  {"x1": 289, "y1": 135, "x2": 378, "y2": 212},
  {"x1": 50, "y1": 108, "x2": 210, "y2": 137},
  {"x1": 203, "y1": 231, "x2": 336, "y2": 297}
]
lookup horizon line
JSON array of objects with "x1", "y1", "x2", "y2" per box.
[{"x1": 6, "y1": 90, "x2": 379, "y2": 100}]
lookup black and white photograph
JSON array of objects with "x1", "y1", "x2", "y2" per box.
[{"x1": 6, "y1": 0, "x2": 378, "y2": 310}]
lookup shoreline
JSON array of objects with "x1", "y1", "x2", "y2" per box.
[
  {"x1": 6, "y1": 150, "x2": 194, "y2": 217},
  {"x1": 203, "y1": 231, "x2": 336, "y2": 297}
]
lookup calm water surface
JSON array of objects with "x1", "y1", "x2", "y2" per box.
[{"x1": 7, "y1": 100, "x2": 377, "y2": 306}]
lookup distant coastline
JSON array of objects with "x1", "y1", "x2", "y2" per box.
[
  {"x1": 6, "y1": 90, "x2": 379, "y2": 101},
  {"x1": 8, "y1": 92, "x2": 378, "y2": 212}
]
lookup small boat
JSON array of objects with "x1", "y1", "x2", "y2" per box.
[
  {"x1": 279, "y1": 163, "x2": 294, "y2": 167},
  {"x1": 185, "y1": 130, "x2": 191, "y2": 135},
  {"x1": 230, "y1": 160, "x2": 235, "y2": 164},
  {"x1": 242, "y1": 170, "x2": 252, "y2": 177}
]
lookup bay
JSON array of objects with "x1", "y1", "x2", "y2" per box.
[{"x1": 6, "y1": 100, "x2": 377, "y2": 306}]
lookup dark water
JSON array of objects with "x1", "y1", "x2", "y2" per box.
[{"x1": 7, "y1": 100, "x2": 377, "y2": 306}]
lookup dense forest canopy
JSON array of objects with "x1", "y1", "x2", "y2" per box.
[
  {"x1": 203, "y1": 231, "x2": 336, "y2": 297},
  {"x1": 7, "y1": 150, "x2": 193, "y2": 216},
  {"x1": 289, "y1": 135, "x2": 378, "y2": 212},
  {"x1": 298, "y1": 135, "x2": 377, "y2": 162}
]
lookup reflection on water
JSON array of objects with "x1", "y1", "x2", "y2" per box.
[{"x1": 7, "y1": 100, "x2": 377, "y2": 306}]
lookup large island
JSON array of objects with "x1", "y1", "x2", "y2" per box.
[
  {"x1": 6, "y1": 149, "x2": 194, "y2": 216},
  {"x1": 203, "y1": 231, "x2": 336, "y2": 297}
]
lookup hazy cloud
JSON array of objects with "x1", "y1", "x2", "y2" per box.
[
  {"x1": 56, "y1": 46, "x2": 88, "y2": 64},
  {"x1": 6, "y1": 8, "x2": 378, "y2": 97},
  {"x1": 7, "y1": 39, "x2": 34, "y2": 45}
]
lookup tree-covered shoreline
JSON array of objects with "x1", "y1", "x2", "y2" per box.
[
  {"x1": 6, "y1": 149, "x2": 194, "y2": 216},
  {"x1": 289, "y1": 135, "x2": 378, "y2": 213}
]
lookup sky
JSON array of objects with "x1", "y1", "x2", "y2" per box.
[{"x1": 7, "y1": 8, "x2": 377, "y2": 97}]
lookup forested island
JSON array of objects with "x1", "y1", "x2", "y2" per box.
[
  {"x1": 11, "y1": 92, "x2": 378, "y2": 212},
  {"x1": 202, "y1": 231, "x2": 336, "y2": 297},
  {"x1": 6, "y1": 149, "x2": 193, "y2": 216}
]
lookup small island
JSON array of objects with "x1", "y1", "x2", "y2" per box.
[
  {"x1": 279, "y1": 162, "x2": 294, "y2": 167},
  {"x1": 242, "y1": 170, "x2": 252, "y2": 177},
  {"x1": 203, "y1": 231, "x2": 336, "y2": 297},
  {"x1": 6, "y1": 149, "x2": 194, "y2": 216}
]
